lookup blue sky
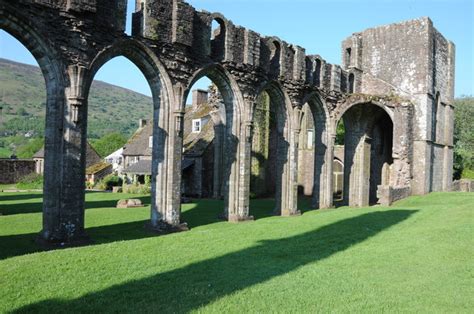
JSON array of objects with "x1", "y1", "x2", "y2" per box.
[{"x1": 1, "y1": 0, "x2": 472, "y2": 98}]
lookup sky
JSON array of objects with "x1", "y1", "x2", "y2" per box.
[{"x1": 0, "y1": 0, "x2": 472, "y2": 98}]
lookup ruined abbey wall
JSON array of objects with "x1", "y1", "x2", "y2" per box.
[{"x1": 0, "y1": 0, "x2": 455, "y2": 245}]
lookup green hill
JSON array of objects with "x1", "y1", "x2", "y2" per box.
[
  {"x1": 0, "y1": 58, "x2": 153, "y2": 157},
  {"x1": 0, "y1": 59, "x2": 152, "y2": 138}
]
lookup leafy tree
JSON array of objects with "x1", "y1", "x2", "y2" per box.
[
  {"x1": 335, "y1": 120, "x2": 345, "y2": 145},
  {"x1": 91, "y1": 132, "x2": 128, "y2": 158},
  {"x1": 453, "y1": 96, "x2": 474, "y2": 179}
]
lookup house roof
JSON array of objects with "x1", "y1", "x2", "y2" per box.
[
  {"x1": 123, "y1": 158, "x2": 195, "y2": 175},
  {"x1": 32, "y1": 148, "x2": 44, "y2": 159},
  {"x1": 123, "y1": 101, "x2": 220, "y2": 158},
  {"x1": 122, "y1": 123, "x2": 153, "y2": 157},
  {"x1": 86, "y1": 162, "x2": 112, "y2": 175},
  {"x1": 33, "y1": 141, "x2": 102, "y2": 168},
  {"x1": 182, "y1": 103, "x2": 216, "y2": 156}
]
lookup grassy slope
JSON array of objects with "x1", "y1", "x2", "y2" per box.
[
  {"x1": 0, "y1": 58, "x2": 152, "y2": 138},
  {"x1": 0, "y1": 192, "x2": 473, "y2": 313}
]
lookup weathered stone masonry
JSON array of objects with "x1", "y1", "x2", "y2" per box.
[{"x1": 0, "y1": 0, "x2": 455, "y2": 245}]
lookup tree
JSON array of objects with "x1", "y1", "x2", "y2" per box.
[
  {"x1": 335, "y1": 120, "x2": 345, "y2": 145},
  {"x1": 453, "y1": 96, "x2": 474, "y2": 179},
  {"x1": 91, "y1": 132, "x2": 128, "y2": 158}
]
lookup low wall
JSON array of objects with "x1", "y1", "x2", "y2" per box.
[
  {"x1": 452, "y1": 179, "x2": 474, "y2": 192},
  {"x1": 377, "y1": 185, "x2": 411, "y2": 206},
  {"x1": 0, "y1": 159, "x2": 36, "y2": 184}
]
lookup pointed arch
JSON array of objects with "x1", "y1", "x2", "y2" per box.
[
  {"x1": 252, "y1": 80, "x2": 296, "y2": 216},
  {"x1": 184, "y1": 63, "x2": 247, "y2": 221},
  {"x1": 87, "y1": 38, "x2": 176, "y2": 227},
  {"x1": 301, "y1": 92, "x2": 332, "y2": 208},
  {"x1": 334, "y1": 100, "x2": 396, "y2": 207}
]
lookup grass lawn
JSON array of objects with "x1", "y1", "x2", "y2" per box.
[{"x1": 0, "y1": 191, "x2": 473, "y2": 313}]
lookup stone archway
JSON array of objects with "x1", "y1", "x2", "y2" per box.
[
  {"x1": 251, "y1": 81, "x2": 298, "y2": 216},
  {"x1": 184, "y1": 64, "x2": 248, "y2": 222},
  {"x1": 85, "y1": 39, "x2": 177, "y2": 230},
  {"x1": 335, "y1": 102, "x2": 395, "y2": 207},
  {"x1": 300, "y1": 92, "x2": 332, "y2": 209}
]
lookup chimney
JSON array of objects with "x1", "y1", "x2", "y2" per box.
[
  {"x1": 139, "y1": 119, "x2": 147, "y2": 128},
  {"x1": 192, "y1": 89, "x2": 209, "y2": 109}
]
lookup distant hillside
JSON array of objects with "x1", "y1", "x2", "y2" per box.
[{"x1": 0, "y1": 58, "x2": 153, "y2": 139}]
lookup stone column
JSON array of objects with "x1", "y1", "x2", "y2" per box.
[
  {"x1": 320, "y1": 132, "x2": 335, "y2": 209},
  {"x1": 166, "y1": 110, "x2": 185, "y2": 226},
  {"x1": 38, "y1": 65, "x2": 89, "y2": 246},
  {"x1": 282, "y1": 109, "x2": 301, "y2": 216},
  {"x1": 150, "y1": 95, "x2": 169, "y2": 230},
  {"x1": 210, "y1": 110, "x2": 224, "y2": 199},
  {"x1": 344, "y1": 129, "x2": 371, "y2": 207},
  {"x1": 149, "y1": 84, "x2": 187, "y2": 232},
  {"x1": 352, "y1": 134, "x2": 371, "y2": 207},
  {"x1": 228, "y1": 104, "x2": 254, "y2": 222},
  {"x1": 273, "y1": 125, "x2": 287, "y2": 216}
]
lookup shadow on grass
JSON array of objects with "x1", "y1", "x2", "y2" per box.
[
  {"x1": 0, "y1": 193, "x2": 42, "y2": 202},
  {"x1": 249, "y1": 196, "x2": 315, "y2": 220},
  {"x1": 182, "y1": 197, "x2": 302, "y2": 227},
  {"x1": 0, "y1": 196, "x2": 151, "y2": 216},
  {"x1": 0, "y1": 220, "x2": 158, "y2": 260},
  {"x1": 12, "y1": 209, "x2": 417, "y2": 313}
]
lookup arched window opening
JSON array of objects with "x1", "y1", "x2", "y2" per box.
[
  {"x1": 333, "y1": 159, "x2": 344, "y2": 201},
  {"x1": 210, "y1": 19, "x2": 226, "y2": 61},
  {"x1": 348, "y1": 73, "x2": 355, "y2": 93},
  {"x1": 345, "y1": 47, "x2": 352, "y2": 68},
  {"x1": 305, "y1": 57, "x2": 313, "y2": 84},
  {"x1": 269, "y1": 41, "x2": 281, "y2": 77},
  {"x1": 435, "y1": 92, "x2": 444, "y2": 143},
  {"x1": 314, "y1": 59, "x2": 322, "y2": 87},
  {"x1": 287, "y1": 46, "x2": 296, "y2": 79},
  {"x1": 432, "y1": 92, "x2": 439, "y2": 142}
]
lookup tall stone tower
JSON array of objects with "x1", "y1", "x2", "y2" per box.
[{"x1": 342, "y1": 17, "x2": 455, "y2": 194}]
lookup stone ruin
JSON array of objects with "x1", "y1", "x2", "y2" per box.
[{"x1": 0, "y1": 0, "x2": 455, "y2": 245}]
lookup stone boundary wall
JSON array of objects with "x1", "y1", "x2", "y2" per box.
[
  {"x1": 452, "y1": 179, "x2": 474, "y2": 192},
  {"x1": 0, "y1": 159, "x2": 36, "y2": 184}
]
